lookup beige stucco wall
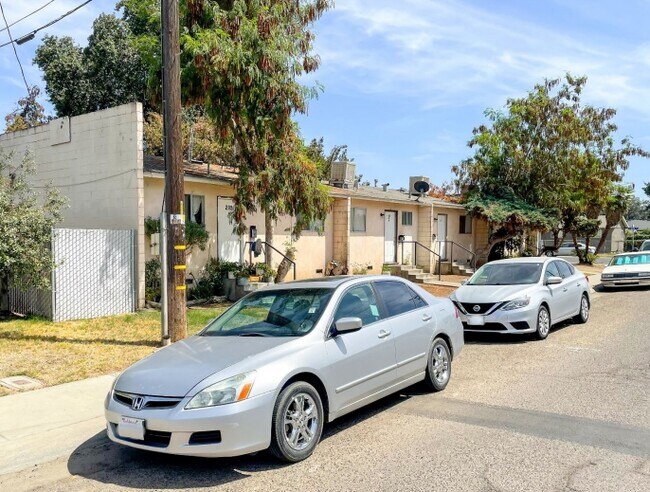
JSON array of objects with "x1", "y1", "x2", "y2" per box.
[{"x1": 0, "y1": 102, "x2": 145, "y2": 306}]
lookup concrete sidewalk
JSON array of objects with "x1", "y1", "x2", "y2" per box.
[{"x1": 0, "y1": 374, "x2": 115, "y2": 475}]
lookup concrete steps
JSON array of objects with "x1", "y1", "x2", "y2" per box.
[{"x1": 389, "y1": 263, "x2": 473, "y2": 285}]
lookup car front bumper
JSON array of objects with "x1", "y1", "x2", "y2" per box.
[
  {"x1": 458, "y1": 304, "x2": 539, "y2": 334},
  {"x1": 105, "y1": 390, "x2": 275, "y2": 457},
  {"x1": 600, "y1": 277, "x2": 650, "y2": 288}
]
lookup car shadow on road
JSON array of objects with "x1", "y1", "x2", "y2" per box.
[
  {"x1": 67, "y1": 392, "x2": 410, "y2": 489},
  {"x1": 464, "y1": 319, "x2": 579, "y2": 345}
]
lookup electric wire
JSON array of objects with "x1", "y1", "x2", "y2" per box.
[
  {"x1": 0, "y1": 0, "x2": 56, "y2": 34},
  {"x1": 0, "y1": 0, "x2": 92, "y2": 49},
  {"x1": 0, "y1": 0, "x2": 29, "y2": 92}
]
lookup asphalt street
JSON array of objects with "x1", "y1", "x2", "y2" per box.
[{"x1": 1, "y1": 283, "x2": 649, "y2": 492}]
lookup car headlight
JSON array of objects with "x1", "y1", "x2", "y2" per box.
[
  {"x1": 638, "y1": 272, "x2": 650, "y2": 278},
  {"x1": 501, "y1": 297, "x2": 530, "y2": 311},
  {"x1": 185, "y1": 372, "x2": 256, "y2": 410}
]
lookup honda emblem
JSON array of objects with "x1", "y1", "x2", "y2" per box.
[{"x1": 131, "y1": 396, "x2": 145, "y2": 411}]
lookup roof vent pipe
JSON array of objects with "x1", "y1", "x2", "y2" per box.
[{"x1": 382, "y1": 183, "x2": 389, "y2": 192}]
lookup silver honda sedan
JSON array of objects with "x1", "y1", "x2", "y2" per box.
[
  {"x1": 450, "y1": 257, "x2": 590, "y2": 340},
  {"x1": 105, "y1": 276, "x2": 463, "y2": 462}
]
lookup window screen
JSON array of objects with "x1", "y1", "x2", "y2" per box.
[
  {"x1": 351, "y1": 207, "x2": 367, "y2": 232},
  {"x1": 402, "y1": 211, "x2": 413, "y2": 226}
]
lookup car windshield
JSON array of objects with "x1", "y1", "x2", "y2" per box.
[
  {"x1": 467, "y1": 263, "x2": 543, "y2": 285},
  {"x1": 201, "y1": 288, "x2": 334, "y2": 337},
  {"x1": 608, "y1": 254, "x2": 650, "y2": 266},
  {"x1": 641, "y1": 242, "x2": 650, "y2": 251}
]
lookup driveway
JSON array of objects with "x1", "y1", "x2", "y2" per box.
[{"x1": 1, "y1": 285, "x2": 649, "y2": 491}]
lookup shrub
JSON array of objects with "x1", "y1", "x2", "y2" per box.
[{"x1": 145, "y1": 258, "x2": 161, "y2": 302}]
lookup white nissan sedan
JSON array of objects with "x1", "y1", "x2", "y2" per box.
[
  {"x1": 450, "y1": 258, "x2": 590, "y2": 340},
  {"x1": 105, "y1": 276, "x2": 463, "y2": 462}
]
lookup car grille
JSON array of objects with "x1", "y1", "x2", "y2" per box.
[
  {"x1": 113, "y1": 391, "x2": 183, "y2": 410},
  {"x1": 511, "y1": 321, "x2": 530, "y2": 330},
  {"x1": 611, "y1": 273, "x2": 639, "y2": 278},
  {"x1": 189, "y1": 430, "x2": 223, "y2": 445},
  {"x1": 462, "y1": 322, "x2": 507, "y2": 331},
  {"x1": 459, "y1": 302, "x2": 499, "y2": 315}
]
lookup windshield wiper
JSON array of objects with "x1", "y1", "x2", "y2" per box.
[{"x1": 238, "y1": 332, "x2": 269, "y2": 337}]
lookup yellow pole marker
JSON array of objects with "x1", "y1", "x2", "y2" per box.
[
  {"x1": 175, "y1": 285, "x2": 186, "y2": 291},
  {"x1": 174, "y1": 245, "x2": 186, "y2": 250},
  {"x1": 174, "y1": 265, "x2": 186, "y2": 270}
]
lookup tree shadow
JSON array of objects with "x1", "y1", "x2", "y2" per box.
[{"x1": 67, "y1": 390, "x2": 412, "y2": 489}]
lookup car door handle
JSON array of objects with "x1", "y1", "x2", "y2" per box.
[
  {"x1": 562, "y1": 288, "x2": 568, "y2": 292},
  {"x1": 377, "y1": 330, "x2": 391, "y2": 339},
  {"x1": 422, "y1": 314, "x2": 432, "y2": 321}
]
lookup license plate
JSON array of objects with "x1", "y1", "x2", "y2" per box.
[
  {"x1": 467, "y1": 315, "x2": 485, "y2": 326},
  {"x1": 118, "y1": 416, "x2": 145, "y2": 440}
]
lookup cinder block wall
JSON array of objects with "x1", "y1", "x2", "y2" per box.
[{"x1": 0, "y1": 103, "x2": 145, "y2": 307}]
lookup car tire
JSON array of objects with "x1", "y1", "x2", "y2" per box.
[
  {"x1": 544, "y1": 250, "x2": 554, "y2": 257},
  {"x1": 269, "y1": 381, "x2": 324, "y2": 463},
  {"x1": 535, "y1": 305, "x2": 551, "y2": 340},
  {"x1": 574, "y1": 294, "x2": 589, "y2": 324},
  {"x1": 423, "y1": 337, "x2": 452, "y2": 392}
]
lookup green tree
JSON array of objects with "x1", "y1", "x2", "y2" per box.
[
  {"x1": 122, "y1": 0, "x2": 334, "y2": 266},
  {"x1": 0, "y1": 151, "x2": 67, "y2": 313},
  {"x1": 4, "y1": 86, "x2": 49, "y2": 132},
  {"x1": 34, "y1": 14, "x2": 147, "y2": 117},
  {"x1": 454, "y1": 75, "x2": 648, "y2": 263},
  {"x1": 644, "y1": 182, "x2": 650, "y2": 198},
  {"x1": 304, "y1": 137, "x2": 352, "y2": 180},
  {"x1": 626, "y1": 196, "x2": 650, "y2": 220},
  {"x1": 594, "y1": 185, "x2": 633, "y2": 253}
]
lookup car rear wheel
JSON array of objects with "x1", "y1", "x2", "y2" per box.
[
  {"x1": 574, "y1": 294, "x2": 589, "y2": 324},
  {"x1": 535, "y1": 305, "x2": 551, "y2": 340},
  {"x1": 423, "y1": 337, "x2": 451, "y2": 392},
  {"x1": 270, "y1": 382, "x2": 324, "y2": 462},
  {"x1": 544, "y1": 250, "x2": 555, "y2": 257}
]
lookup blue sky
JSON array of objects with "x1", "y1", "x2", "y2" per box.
[{"x1": 1, "y1": 0, "x2": 649, "y2": 196}]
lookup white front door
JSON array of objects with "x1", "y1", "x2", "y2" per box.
[
  {"x1": 384, "y1": 211, "x2": 397, "y2": 263},
  {"x1": 217, "y1": 197, "x2": 242, "y2": 262},
  {"x1": 437, "y1": 214, "x2": 448, "y2": 259}
]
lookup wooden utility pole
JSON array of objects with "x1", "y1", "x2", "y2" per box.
[{"x1": 162, "y1": 0, "x2": 186, "y2": 341}]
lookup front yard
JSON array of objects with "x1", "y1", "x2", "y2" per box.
[{"x1": 0, "y1": 306, "x2": 228, "y2": 397}]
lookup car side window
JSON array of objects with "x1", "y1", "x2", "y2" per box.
[
  {"x1": 545, "y1": 262, "x2": 561, "y2": 281},
  {"x1": 556, "y1": 261, "x2": 573, "y2": 278},
  {"x1": 373, "y1": 281, "x2": 419, "y2": 317},
  {"x1": 334, "y1": 284, "x2": 382, "y2": 327},
  {"x1": 409, "y1": 287, "x2": 428, "y2": 308}
]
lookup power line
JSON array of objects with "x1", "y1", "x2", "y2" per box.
[
  {"x1": 0, "y1": 0, "x2": 92, "y2": 49},
  {"x1": 0, "y1": 0, "x2": 29, "y2": 93},
  {"x1": 0, "y1": 0, "x2": 57, "y2": 34}
]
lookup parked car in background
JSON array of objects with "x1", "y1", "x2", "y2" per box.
[
  {"x1": 556, "y1": 242, "x2": 596, "y2": 256},
  {"x1": 640, "y1": 240, "x2": 650, "y2": 251},
  {"x1": 600, "y1": 252, "x2": 650, "y2": 288},
  {"x1": 450, "y1": 257, "x2": 590, "y2": 340},
  {"x1": 105, "y1": 276, "x2": 463, "y2": 462}
]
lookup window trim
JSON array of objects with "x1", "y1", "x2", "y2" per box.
[
  {"x1": 351, "y1": 207, "x2": 367, "y2": 232},
  {"x1": 401, "y1": 211, "x2": 413, "y2": 226}
]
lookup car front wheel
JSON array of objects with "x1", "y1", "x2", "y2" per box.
[
  {"x1": 270, "y1": 381, "x2": 324, "y2": 462},
  {"x1": 424, "y1": 337, "x2": 451, "y2": 392},
  {"x1": 535, "y1": 305, "x2": 551, "y2": 340}
]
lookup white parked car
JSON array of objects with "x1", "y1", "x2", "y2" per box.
[
  {"x1": 450, "y1": 257, "x2": 590, "y2": 340},
  {"x1": 556, "y1": 242, "x2": 596, "y2": 256},
  {"x1": 640, "y1": 240, "x2": 650, "y2": 251},
  {"x1": 600, "y1": 252, "x2": 650, "y2": 288}
]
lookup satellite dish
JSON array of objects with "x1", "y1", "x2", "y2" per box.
[{"x1": 414, "y1": 180, "x2": 430, "y2": 194}]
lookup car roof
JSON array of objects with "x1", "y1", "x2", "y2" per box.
[
  {"x1": 612, "y1": 251, "x2": 650, "y2": 257},
  {"x1": 261, "y1": 275, "x2": 404, "y2": 290},
  {"x1": 486, "y1": 257, "x2": 550, "y2": 265}
]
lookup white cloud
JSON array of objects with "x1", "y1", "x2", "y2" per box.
[{"x1": 315, "y1": 0, "x2": 650, "y2": 115}]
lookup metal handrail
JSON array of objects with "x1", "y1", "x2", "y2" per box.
[
  {"x1": 399, "y1": 240, "x2": 442, "y2": 281},
  {"x1": 247, "y1": 241, "x2": 296, "y2": 281},
  {"x1": 438, "y1": 240, "x2": 477, "y2": 270}
]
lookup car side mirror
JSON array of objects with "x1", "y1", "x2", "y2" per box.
[
  {"x1": 334, "y1": 317, "x2": 362, "y2": 335},
  {"x1": 546, "y1": 276, "x2": 562, "y2": 285}
]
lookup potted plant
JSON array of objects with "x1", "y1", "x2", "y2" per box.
[
  {"x1": 257, "y1": 263, "x2": 277, "y2": 283},
  {"x1": 235, "y1": 262, "x2": 254, "y2": 286}
]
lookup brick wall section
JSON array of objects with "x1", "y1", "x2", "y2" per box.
[
  {"x1": 332, "y1": 197, "x2": 351, "y2": 265},
  {"x1": 0, "y1": 103, "x2": 146, "y2": 307},
  {"x1": 416, "y1": 205, "x2": 434, "y2": 272},
  {"x1": 473, "y1": 217, "x2": 490, "y2": 264}
]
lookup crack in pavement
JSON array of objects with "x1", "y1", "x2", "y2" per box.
[{"x1": 394, "y1": 397, "x2": 650, "y2": 458}]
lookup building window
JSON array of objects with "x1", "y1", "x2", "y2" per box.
[
  {"x1": 351, "y1": 207, "x2": 366, "y2": 232},
  {"x1": 459, "y1": 214, "x2": 472, "y2": 234},
  {"x1": 402, "y1": 211, "x2": 413, "y2": 226},
  {"x1": 184, "y1": 194, "x2": 205, "y2": 225},
  {"x1": 300, "y1": 215, "x2": 325, "y2": 233}
]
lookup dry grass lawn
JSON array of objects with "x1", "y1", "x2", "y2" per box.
[{"x1": 0, "y1": 305, "x2": 229, "y2": 397}]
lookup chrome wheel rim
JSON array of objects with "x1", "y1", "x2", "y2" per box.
[
  {"x1": 581, "y1": 297, "x2": 589, "y2": 320},
  {"x1": 538, "y1": 308, "x2": 550, "y2": 337},
  {"x1": 283, "y1": 393, "x2": 319, "y2": 451},
  {"x1": 432, "y1": 344, "x2": 450, "y2": 385}
]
